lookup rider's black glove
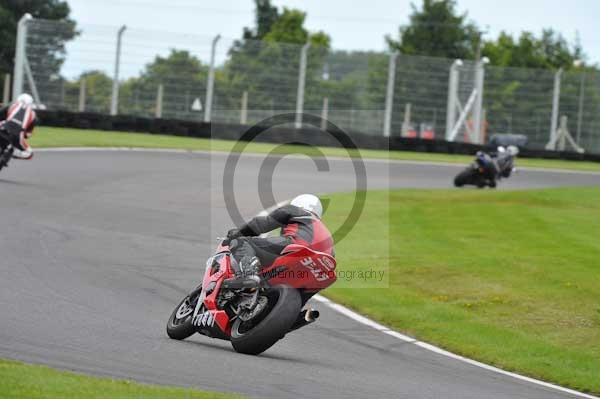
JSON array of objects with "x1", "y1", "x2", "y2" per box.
[{"x1": 227, "y1": 228, "x2": 242, "y2": 240}]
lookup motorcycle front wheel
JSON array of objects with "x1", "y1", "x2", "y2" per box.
[
  {"x1": 454, "y1": 168, "x2": 476, "y2": 187},
  {"x1": 166, "y1": 291, "x2": 199, "y2": 340},
  {"x1": 0, "y1": 146, "x2": 13, "y2": 172},
  {"x1": 230, "y1": 285, "x2": 301, "y2": 355}
]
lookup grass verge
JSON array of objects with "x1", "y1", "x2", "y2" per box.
[
  {"x1": 31, "y1": 126, "x2": 600, "y2": 172},
  {"x1": 323, "y1": 187, "x2": 600, "y2": 394},
  {"x1": 0, "y1": 358, "x2": 242, "y2": 399}
]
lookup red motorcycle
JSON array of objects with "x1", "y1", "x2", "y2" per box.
[{"x1": 166, "y1": 240, "x2": 337, "y2": 355}]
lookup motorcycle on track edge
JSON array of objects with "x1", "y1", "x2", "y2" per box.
[
  {"x1": 454, "y1": 146, "x2": 518, "y2": 189},
  {"x1": 166, "y1": 239, "x2": 336, "y2": 355}
]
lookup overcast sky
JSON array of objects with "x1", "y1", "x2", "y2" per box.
[{"x1": 62, "y1": 0, "x2": 598, "y2": 77}]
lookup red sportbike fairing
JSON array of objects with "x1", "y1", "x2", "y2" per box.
[{"x1": 166, "y1": 240, "x2": 337, "y2": 355}]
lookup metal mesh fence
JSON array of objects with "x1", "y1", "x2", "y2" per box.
[
  {"x1": 212, "y1": 37, "x2": 301, "y2": 125},
  {"x1": 18, "y1": 18, "x2": 600, "y2": 152},
  {"x1": 484, "y1": 65, "x2": 556, "y2": 148},
  {"x1": 391, "y1": 55, "x2": 476, "y2": 140},
  {"x1": 560, "y1": 70, "x2": 600, "y2": 152}
]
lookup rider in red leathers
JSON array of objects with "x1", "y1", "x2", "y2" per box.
[
  {"x1": 225, "y1": 194, "x2": 333, "y2": 328},
  {"x1": 0, "y1": 93, "x2": 37, "y2": 160},
  {"x1": 226, "y1": 194, "x2": 334, "y2": 286}
]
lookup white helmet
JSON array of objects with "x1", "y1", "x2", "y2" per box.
[
  {"x1": 507, "y1": 145, "x2": 519, "y2": 156},
  {"x1": 290, "y1": 194, "x2": 323, "y2": 219},
  {"x1": 17, "y1": 93, "x2": 34, "y2": 106}
]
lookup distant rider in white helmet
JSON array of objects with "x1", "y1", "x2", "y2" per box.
[
  {"x1": 225, "y1": 194, "x2": 335, "y2": 287},
  {"x1": 0, "y1": 93, "x2": 38, "y2": 160}
]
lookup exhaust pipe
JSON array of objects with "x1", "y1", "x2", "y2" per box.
[
  {"x1": 290, "y1": 308, "x2": 320, "y2": 332},
  {"x1": 304, "y1": 308, "x2": 320, "y2": 322}
]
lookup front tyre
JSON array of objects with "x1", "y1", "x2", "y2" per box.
[
  {"x1": 0, "y1": 147, "x2": 13, "y2": 172},
  {"x1": 166, "y1": 295, "x2": 197, "y2": 340},
  {"x1": 230, "y1": 285, "x2": 301, "y2": 355},
  {"x1": 454, "y1": 168, "x2": 475, "y2": 187}
]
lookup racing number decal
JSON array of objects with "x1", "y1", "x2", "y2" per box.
[
  {"x1": 300, "y1": 257, "x2": 332, "y2": 281},
  {"x1": 193, "y1": 310, "x2": 216, "y2": 328},
  {"x1": 317, "y1": 256, "x2": 335, "y2": 271}
]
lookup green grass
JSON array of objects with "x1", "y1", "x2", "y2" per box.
[
  {"x1": 0, "y1": 359, "x2": 242, "y2": 399},
  {"x1": 322, "y1": 187, "x2": 600, "y2": 394},
  {"x1": 31, "y1": 126, "x2": 600, "y2": 172}
]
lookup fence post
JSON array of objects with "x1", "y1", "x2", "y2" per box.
[
  {"x1": 401, "y1": 103, "x2": 411, "y2": 136},
  {"x1": 321, "y1": 97, "x2": 329, "y2": 130},
  {"x1": 383, "y1": 51, "x2": 399, "y2": 137},
  {"x1": 547, "y1": 68, "x2": 562, "y2": 148},
  {"x1": 3, "y1": 74, "x2": 11, "y2": 105},
  {"x1": 78, "y1": 78, "x2": 86, "y2": 112},
  {"x1": 473, "y1": 58, "x2": 488, "y2": 144},
  {"x1": 445, "y1": 59, "x2": 462, "y2": 140},
  {"x1": 240, "y1": 91, "x2": 248, "y2": 124},
  {"x1": 155, "y1": 84, "x2": 163, "y2": 118},
  {"x1": 23, "y1": 57, "x2": 41, "y2": 104},
  {"x1": 60, "y1": 79, "x2": 65, "y2": 106},
  {"x1": 110, "y1": 25, "x2": 126, "y2": 116},
  {"x1": 576, "y1": 72, "x2": 586, "y2": 144},
  {"x1": 295, "y1": 42, "x2": 310, "y2": 128},
  {"x1": 204, "y1": 34, "x2": 221, "y2": 123},
  {"x1": 12, "y1": 13, "x2": 32, "y2": 101}
]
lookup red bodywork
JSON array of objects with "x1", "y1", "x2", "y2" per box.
[{"x1": 195, "y1": 242, "x2": 337, "y2": 339}]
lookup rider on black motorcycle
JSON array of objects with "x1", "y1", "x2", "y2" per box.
[
  {"x1": 0, "y1": 93, "x2": 37, "y2": 160},
  {"x1": 454, "y1": 145, "x2": 519, "y2": 188},
  {"x1": 225, "y1": 194, "x2": 334, "y2": 288},
  {"x1": 490, "y1": 145, "x2": 519, "y2": 183}
]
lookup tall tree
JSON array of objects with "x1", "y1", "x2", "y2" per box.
[
  {"x1": 0, "y1": 1, "x2": 77, "y2": 80},
  {"x1": 62, "y1": 70, "x2": 112, "y2": 113},
  {"x1": 387, "y1": 0, "x2": 478, "y2": 59},
  {"x1": 482, "y1": 29, "x2": 582, "y2": 70},
  {"x1": 481, "y1": 30, "x2": 595, "y2": 141},
  {"x1": 243, "y1": 0, "x2": 279, "y2": 41},
  {"x1": 221, "y1": 1, "x2": 330, "y2": 113},
  {"x1": 120, "y1": 49, "x2": 208, "y2": 118}
]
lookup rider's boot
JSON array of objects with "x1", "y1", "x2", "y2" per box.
[
  {"x1": 12, "y1": 147, "x2": 33, "y2": 160},
  {"x1": 223, "y1": 256, "x2": 262, "y2": 290}
]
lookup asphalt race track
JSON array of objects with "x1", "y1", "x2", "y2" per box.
[{"x1": 1, "y1": 149, "x2": 599, "y2": 399}]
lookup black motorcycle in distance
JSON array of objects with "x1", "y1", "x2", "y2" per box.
[{"x1": 454, "y1": 146, "x2": 518, "y2": 189}]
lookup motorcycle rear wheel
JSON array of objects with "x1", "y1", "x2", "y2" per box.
[{"x1": 230, "y1": 285, "x2": 301, "y2": 355}]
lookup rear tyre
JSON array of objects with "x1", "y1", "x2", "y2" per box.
[
  {"x1": 454, "y1": 168, "x2": 474, "y2": 187},
  {"x1": 166, "y1": 294, "x2": 197, "y2": 340},
  {"x1": 230, "y1": 285, "x2": 301, "y2": 355}
]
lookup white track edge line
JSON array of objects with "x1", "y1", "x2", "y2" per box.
[
  {"x1": 312, "y1": 294, "x2": 597, "y2": 399},
  {"x1": 35, "y1": 147, "x2": 600, "y2": 176}
]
